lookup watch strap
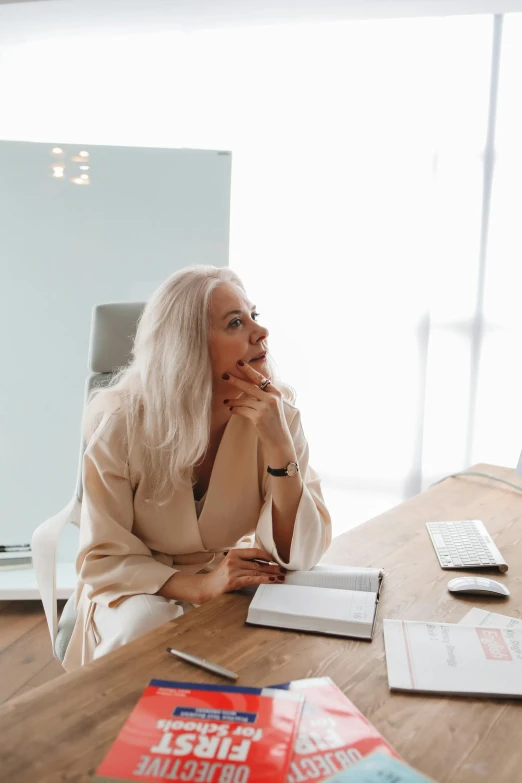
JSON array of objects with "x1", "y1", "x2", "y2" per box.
[
  {"x1": 267, "y1": 466, "x2": 289, "y2": 476},
  {"x1": 267, "y1": 461, "x2": 299, "y2": 477}
]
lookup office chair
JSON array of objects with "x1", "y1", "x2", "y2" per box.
[{"x1": 31, "y1": 302, "x2": 145, "y2": 663}]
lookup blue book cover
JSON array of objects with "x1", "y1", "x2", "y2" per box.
[
  {"x1": 150, "y1": 679, "x2": 302, "y2": 700},
  {"x1": 323, "y1": 751, "x2": 433, "y2": 782}
]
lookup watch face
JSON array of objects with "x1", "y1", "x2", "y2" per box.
[{"x1": 287, "y1": 461, "x2": 299, "y2": 477}]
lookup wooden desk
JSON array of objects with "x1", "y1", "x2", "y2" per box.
[{"x1": 1, "y1": 463, "x2": 521, "y2": 783}]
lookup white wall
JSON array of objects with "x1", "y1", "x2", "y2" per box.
[
  {"x1": 2, "y1": 6, "x2": 521, "y2": 545},
  {"x1": 0, "y1": 0, "x2": 521, "y2": 45},
  {"x1": 0, "y1": 141, "x2": 231, "y2": 558}
]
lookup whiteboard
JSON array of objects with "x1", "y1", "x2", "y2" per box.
[{"x1": 0, "y1": 141, "x2": 231, "y2": 560}]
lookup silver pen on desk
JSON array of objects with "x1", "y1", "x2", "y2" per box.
[{"x1": 166, "y1": 647, "x2": 238, "y2": 681}]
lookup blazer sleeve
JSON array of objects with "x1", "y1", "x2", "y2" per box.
[
  {"x1": 255, "y1": 406, "x2": 332, "y2": 571},
  {"x1": 76, "y1": 411, "x2": 178, "y2": 608}
]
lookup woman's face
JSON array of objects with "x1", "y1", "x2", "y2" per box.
[{"x1": 209, "y1": 282, "x2": 269, "y2": 383}]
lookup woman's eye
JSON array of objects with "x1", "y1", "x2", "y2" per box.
[{"x1": 228, "y1": 312, "x2": 260, "y2": 328}]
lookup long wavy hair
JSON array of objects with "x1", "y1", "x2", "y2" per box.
[{"x1": 84, "y1": 265, "x2": 294, "y2": 505}]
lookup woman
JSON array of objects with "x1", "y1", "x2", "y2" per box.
[{"x1": 63, "y1": 265, "x2": 331, "y2": 671}]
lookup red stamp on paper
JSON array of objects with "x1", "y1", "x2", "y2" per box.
[{"x1": 476, "y1": 628, "x2": 512, "y2": 661}]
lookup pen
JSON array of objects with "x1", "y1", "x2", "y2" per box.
[
  {"x1": 222, "y1": 551, "x2": 277, "y2": 567},
  {"x1": 166, "y1": 648, "x2": 238, "y2": 681}
]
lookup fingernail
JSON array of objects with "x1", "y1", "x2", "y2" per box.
[
  {"x1": 279, "y1": 568, "x2": 287, "y2": 575},
  {"x1": 269, "y1": 577, "x2": 276, "y2": 582},
  {"x1": 223, "y1": 399, "x2": 229, "y2": 404},
  {"x1": 222, "y1": 373, "x2": 230, "y2": 380},
  {"x1": 229, "y1": 407, "x2": 233, "y2": 412},
  {"x1": 237, "y1": 360, "x2": 244, "y2": 366},
  {"x1": 277, "y1": 575, "x2": 285, "y2": 581}
]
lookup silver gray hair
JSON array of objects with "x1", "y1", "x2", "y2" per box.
[{"x1": 84, "y1": 265, "x2": 294, "y2": 505}]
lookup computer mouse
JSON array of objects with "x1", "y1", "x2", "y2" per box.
[{"x1": 447, "y1": 576, "x2": 510, "y2": 597}]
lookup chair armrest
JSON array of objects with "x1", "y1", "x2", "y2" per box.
[{"x1": 31, "y1": 495, "x2": 81, "y2": 657}]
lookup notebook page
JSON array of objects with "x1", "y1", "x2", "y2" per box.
[
  {"x1": 252, "y1": 584, "x2": 377, "y2": 624},
  {"x1": 285, "y1": 565, "x2": 381, "y2": 593}
]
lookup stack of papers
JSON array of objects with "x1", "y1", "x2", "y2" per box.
[{"x1": 383, "y1": 611, "x2": 522, "y2": 698}]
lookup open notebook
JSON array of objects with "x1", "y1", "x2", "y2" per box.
[{"x1": 246, "y1": 565, "x2": 384, "y2": 640}]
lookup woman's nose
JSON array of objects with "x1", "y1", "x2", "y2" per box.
[{"x1": 251, "y1": 324, "x2": 269, "y2": 343}]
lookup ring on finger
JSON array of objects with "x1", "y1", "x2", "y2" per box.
[{"x1": 259, "y1": 377, "x2": 272, "y2": 391}]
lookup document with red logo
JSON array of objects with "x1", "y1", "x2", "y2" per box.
[
  {"x1": 383, "y1": 619, "x2": 522, "y2": 698},
  {"x1": 92, "y1": 680, "x2": 303, "y2": 782},
  {"x1": 458, "y1": 607, "x2": 522, "y2": 630}
]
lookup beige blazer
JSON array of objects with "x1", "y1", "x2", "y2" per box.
[{"x1": 63, "y1": 396, "x2": 331, "y2": 670}]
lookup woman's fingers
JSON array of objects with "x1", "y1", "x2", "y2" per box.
[
  {"x1": 229, "y1": 547, "x2": 275, "y2": 562},
  {"x1": 236, "y1": 360, "x2": 279, "y2": 393},
  {"x1": 222, "y1": 373, "x2": 264, "y2": 400},
  {"x1": 227, "y1": 397, "x2": 260, "y2": 410},
  {"x1": 236, "y1": 572, "x2": 285, "y2": 588},
  {"x1": 241, "y1": 560, "x2": 286, "y2": 576},
  {"x1": 219, "y1": 547, "x2": 287, "y2": 593}
]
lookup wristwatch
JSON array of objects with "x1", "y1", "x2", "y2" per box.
[{"x1": 267, "y1": 461, "x2": 299, "y2": 477}]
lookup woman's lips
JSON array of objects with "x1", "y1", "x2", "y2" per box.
[{"x1": 249, "y1": 352, "x2": 267, "y2": 363}]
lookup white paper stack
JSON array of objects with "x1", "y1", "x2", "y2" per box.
[{"x1": 383, "y1": 617, "x2": 522, "y2": 698}]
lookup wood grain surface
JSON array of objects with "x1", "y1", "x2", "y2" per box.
[
  {"x1": 0, "y1": 600, "x2": 66, "y2": 704},
  {"x1": 0, "y1": 463, "x2": 521, "y2": 783}
]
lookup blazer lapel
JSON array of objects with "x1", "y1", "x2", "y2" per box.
[{"x1": 197, "y1": 415, "x2": 262, "y2": 550}]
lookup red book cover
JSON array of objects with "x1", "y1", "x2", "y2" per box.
[
  {"x1": 93, "y1": 679, "x2": 304, "y2": 783},
  {"x1": 272, "y1": 678, "x2": 400, "y2": 783}
]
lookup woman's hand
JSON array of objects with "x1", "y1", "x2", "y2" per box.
[
  {"x1": 223, "y1": 361, "x2": 293, "y2": 454},
  {"x1": 199, "y1": 547, "x2": 286, "y2": 603}
]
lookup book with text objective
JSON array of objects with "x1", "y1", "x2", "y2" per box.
[
  {"x1": 247, "y1": 565, "x2": 384, "y2": 640},
  {"x1": 272, "y1": 677, "x2": 400, "y2": 783},
  {"x1": 92, "y1": 679, "x2": 303, "y2": 783},
  {"x1": 383, "y1": 618, "x2": 522, "y2": 698}
]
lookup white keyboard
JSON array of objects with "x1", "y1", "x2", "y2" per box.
[{"x1": 426, "y1": 520, "x2": 508, "y2": 572}]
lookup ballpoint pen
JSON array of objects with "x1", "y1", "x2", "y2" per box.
[
  {"x1": 166, "y1": 647, "x2": 238, "y2": 680},
  {"x1": 222, "y1": 550, "x2": 277, "y2": 567}
]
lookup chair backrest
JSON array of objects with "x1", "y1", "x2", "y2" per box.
[
  {"x1": 75, "y1": 302, "x2": 145, "y2": 502},
  {"x1": 33, "y1": 301, "x2": 146, "y2": 662}
]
